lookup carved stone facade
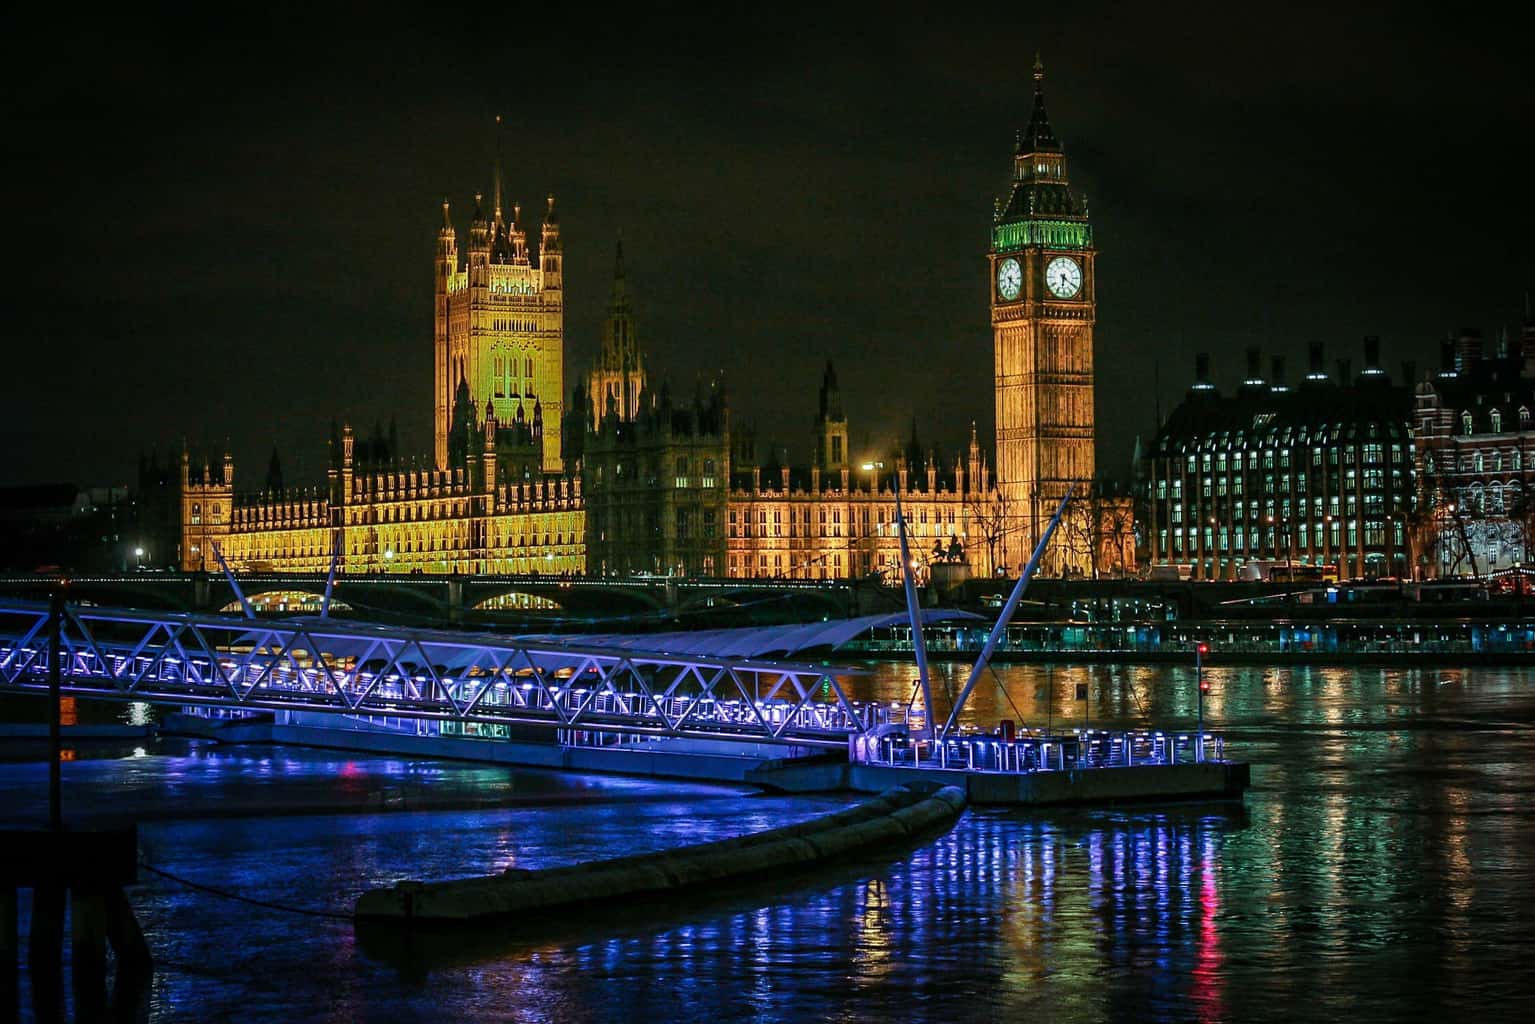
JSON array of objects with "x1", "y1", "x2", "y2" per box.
[
  {"x1": 179, "y1": 85, "x2": 1126, "y2": 582},
  {"x1": 434, "y1": 180, "x2": 564, "y2": 472},
  {"x1": 1414, "y1": 322, "x2": 1535, "y2": 576},
  {"x1": 179, "y1": 424, "x2": 582, "y2": 576},
  {"x1": 990, "y1": 58, "x2": 1096, "y2": 576}
]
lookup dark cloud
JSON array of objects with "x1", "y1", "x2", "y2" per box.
[{"x1": 3, "y1": 5, "x2": 1531, "y2": 486}]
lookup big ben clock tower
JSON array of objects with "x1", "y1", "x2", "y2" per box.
[{"x1": 991, "y1": 56, "x2": 1096, "y2": 575}]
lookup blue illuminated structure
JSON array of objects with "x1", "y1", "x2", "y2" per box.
[{"x1": 0, "y1": 600, "x2": 875, "y2": 748}]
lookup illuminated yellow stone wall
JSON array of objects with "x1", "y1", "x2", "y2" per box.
[
  {"x1": 725, "y1": 468, "x2": 994, "y2": 583},
  {"x1": 179, "y1": 446, "x2": 584, "y2": 576},
  {"x1": 435, "y1": 194, "x2": 563, "y2": 472}
]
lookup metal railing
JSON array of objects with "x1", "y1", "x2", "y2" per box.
[
  {"x1": 856, "y1": 728, "x2": 1227, "y2": 774},
  {"x1": 0, "y1": 599, "x2": 879, "y2": 749}
]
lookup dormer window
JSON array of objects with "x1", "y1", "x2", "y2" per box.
[
  {"x1": 1463, "y1": 412, "x2": 1474, "y2": 436},
  {"x1": 1522, "y1": 407, "x2": 1531, "y2": 428},
  {"x1": 1491, "y1": 410, "x2": 1503, "y2": 433}
]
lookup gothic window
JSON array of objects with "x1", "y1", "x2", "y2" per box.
[
  {"x1": 1492, "y1": 410, "x2": 1503, "y2": 433},
  {"x1": 1474, "y1": 453, "x2": 1484, "y2": 473},
  {"x1": 1463, "y1": 412, "x2": 1474, "y2": 435},
  {"x1": 1513, "y1": 450, "x2": 1524, "y2": 472}
]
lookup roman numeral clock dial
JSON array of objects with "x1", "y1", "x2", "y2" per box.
[
  {"x1": 1045, "y1": 255, "x2": 1082, "y2": 299},
  {"x1": 996, "y1": 257, "x2": 1022, "y2": 301}
]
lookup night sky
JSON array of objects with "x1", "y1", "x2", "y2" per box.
[{"x1": 5, "y1": 7, "x2": 1532, "y2": 489}]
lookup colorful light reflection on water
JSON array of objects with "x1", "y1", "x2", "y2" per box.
[{"x1": 3, "y1": 660, "x2": 1533, "y2": 1022}]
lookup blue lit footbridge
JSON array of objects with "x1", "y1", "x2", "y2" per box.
[
  {"x1": 0, "y1": 599, "x2": 888, "y2": 749},
  {"x1": 0, "y1": 593, "x2": 1244, "y2": 801}
]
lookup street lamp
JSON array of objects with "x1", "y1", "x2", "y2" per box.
[
  {"x1": 1323, "y1": 514, "x2": 1333, "y2": 572},
  {"x1": 1194, "y1": 641, "x2": 1210, "y2": 762},
  {"x1": 133, "y1": 546, "x2": 144, "y2": 570}
]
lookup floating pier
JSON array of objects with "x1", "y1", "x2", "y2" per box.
[{"x1": 354, "y1": 784, "x2": 967, "y2": 924}]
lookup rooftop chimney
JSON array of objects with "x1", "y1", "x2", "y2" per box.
[
  {"x1": 1455, "y1": 328, "x2": 1483, "y2": 374},
  {"x1": 1360, "y1": 335, "x2": 1386, "y2": 380},
  {"x1": 1306, "y1": 341, "x2": 1327, "y2": 381},
  {"x1": 1239, "y1": 347, "x2": 1265, "y2": 394},
  {"x1": 1336, "y1": 357, "x2": 1352, "y2": 382},
  {"x1": 1269, "y1": 355, "x2": 1290, "y2": 393},
  {"x1": 1192, "y1": 352, "x2": 1214, "y2": 392},
  {"x1": 1439, "y1": 338, "x2": 1458, "y2": 377}
]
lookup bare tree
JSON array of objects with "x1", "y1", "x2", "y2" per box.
[
  {"x1": 966, "y1": 488, "x2": 1013, "y2": 576},
  {"x1": 1512, "y1": 487, "x2": 1535, "y2": 565},
  {"x1": 1097, "y1": 495, "x2": 1136, "y2": 578},
  {"x1": 1055, "y1": 494, "x2": 1100, "y2": 579}
]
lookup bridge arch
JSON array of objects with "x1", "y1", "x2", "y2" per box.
[
  {"x1": 219, "y1": 589, "x2": 355, "y2": 615},
  {"x1": 470, "y1": 590, "x2": 565, "y2": 613}
]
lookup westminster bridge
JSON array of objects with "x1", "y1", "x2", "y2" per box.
[{"x1": 0, "y1": 571, "x2": 899, "y2": 628}]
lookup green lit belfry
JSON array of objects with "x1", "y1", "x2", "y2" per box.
[{"x1": 989, "y1": 54, "x2": 1098, "y2": 576}]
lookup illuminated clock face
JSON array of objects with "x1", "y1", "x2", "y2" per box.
[
  {"x1": 1045, "y1": 256, "x2": 1083, "y2": 299},
  {"x1": 996, "y1": 258, "x2": 1022, "y2": 301}
]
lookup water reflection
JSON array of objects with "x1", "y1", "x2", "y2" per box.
[{"x1": 3, "y1": 660, "x2": 1534, "y2": 1021}]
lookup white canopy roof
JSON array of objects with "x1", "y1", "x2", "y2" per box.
[{"x1": 514, "y1": 609, "x2": 981, "y2": 660}]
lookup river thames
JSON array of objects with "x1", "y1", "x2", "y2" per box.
[{"x1": 4, "y1": 660, "x2": 1533, "y2": 1022}]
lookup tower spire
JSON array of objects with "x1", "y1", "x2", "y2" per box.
[
  {"x1": 611, "y1": 236, "x2": 628, "y2": 305},
  {"x1": 1020, "y1": 52, "x2": 1060, "y2": 154},
  {"x1": 492, "y1": 114, "x2": 504, "y2": 223}
]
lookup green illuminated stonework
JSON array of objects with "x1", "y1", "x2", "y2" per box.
[{"x1": 991, "y1": 219, "x2": 1093, "y2": 253}]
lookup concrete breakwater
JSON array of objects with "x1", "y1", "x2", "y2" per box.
[{"x1": 354, "y1": 784, "x2": 967, "y2": 924}]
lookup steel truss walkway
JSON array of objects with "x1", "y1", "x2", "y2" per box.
[{"x1": 0, "y1": 601, "x2": 880, "y2": 748}]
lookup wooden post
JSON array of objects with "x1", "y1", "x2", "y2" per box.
[
  {"x1": 70, "y1": 888, "x2": 108, "y2": 1020},
  {"x1": 104, "y1": 887, "x2": 153, "y2": 1021},
  {"x1": 27, "y1": 886, "x2": 64, "y2": 1022},
  {"x1": 48, "y1": 588, "x2": 63, "y2": 833},
  {"x1": 1, "y1": 886, "x2": 16, "y2": 1022}
]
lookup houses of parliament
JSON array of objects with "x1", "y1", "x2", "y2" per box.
[{"x1": 173, "y1": 64, "x2": 1125, "y2": 583}]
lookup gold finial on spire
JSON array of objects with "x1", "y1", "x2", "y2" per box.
[{"x1": 1033, "y1": 51, "x2": 1045, "y2": 84}]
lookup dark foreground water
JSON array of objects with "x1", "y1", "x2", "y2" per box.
[{"x1": 5, "y1": 661, "x2": 1535, "y2": 1022}]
